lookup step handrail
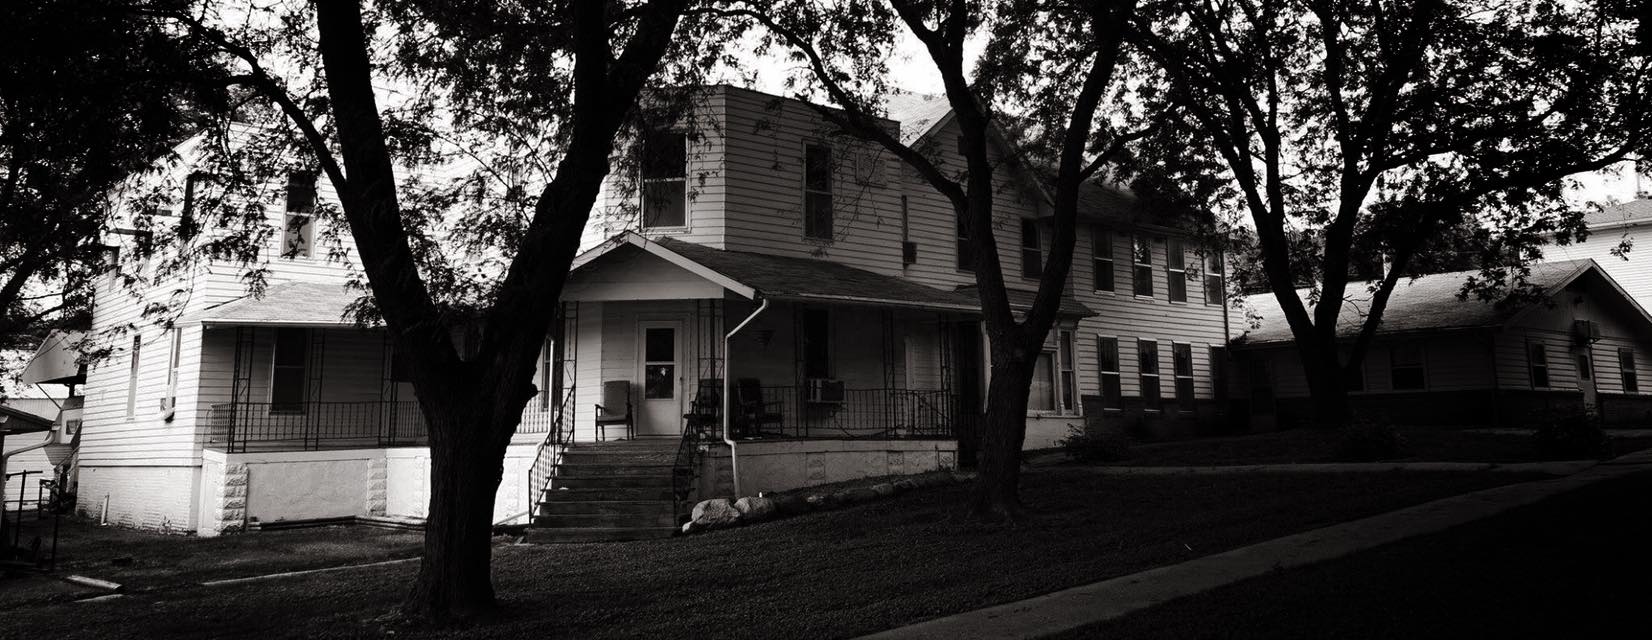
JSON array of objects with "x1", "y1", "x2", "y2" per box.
[{"x1": 526, "y1": 387, "x2": 577, "y2": 522}]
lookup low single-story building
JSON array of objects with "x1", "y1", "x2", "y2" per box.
[{"x1": 1232, "y1": 259, "x2": 1652, "y2": 428}]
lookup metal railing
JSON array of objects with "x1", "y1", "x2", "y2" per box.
[
  {"x1": 526, "y1": 388, "x2": 577, "y2": 512},
  {"x1": 730, "y1": 387, "x2": 959, "y2": 439},
  {"x1": 1, "y1": 471, "x2": 61, "y2": 570},
  {"x1": 207, "y1": 392, "x2": 557, "y2": 453}
]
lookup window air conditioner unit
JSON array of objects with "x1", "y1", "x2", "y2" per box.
[
  {"x1": 805, "y1": 378, "x2": 846, "y2": 404},
  {"x1": 1573, "y1": 319, "x2": 1602, "y2": 344}
]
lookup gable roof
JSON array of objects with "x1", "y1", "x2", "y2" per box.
[
  {"x1": 884, "y1": 92, "x2": 956, "y2": 146},
  {"x1": 1233, "y1": 259, "x2": 1649, "y2": 346}
]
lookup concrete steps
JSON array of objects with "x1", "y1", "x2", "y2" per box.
[{"x1": 527, "y1": 438, "x2": 683, "y2": 543}]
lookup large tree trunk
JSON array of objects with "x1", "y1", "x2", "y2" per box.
[
  {"x1": 971, "y1": 350, "x2": 1035, "y2": 522},
  {"x1": 401, "y1": 397, "x2": 514, "y2": 621},
  {"x1": 1297, "y1": 339, "x2": 1351, "y2": 428}
]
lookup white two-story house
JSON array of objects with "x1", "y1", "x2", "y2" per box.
[{"x1": 72, "y1": 86, "x2": 1237, "y2": 537}]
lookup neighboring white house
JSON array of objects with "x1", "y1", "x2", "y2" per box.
[
  {"x1": 1545, "y1": 197, "x2": 1652, "y2": 310},
  {"x1": 71, "y1": 85, "x2": 1237, "y2": 536},
  {"x1": 1232, "y1": 259, "x2": 1652, "y2": 429}
]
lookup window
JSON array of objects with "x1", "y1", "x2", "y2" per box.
[
  {"x1": 1029, "y1": 351, "x2": 1057, "y2": 412},
  {"x1": 1528, "y1": 341, "x2": 1550, "y2": 388},
  {"x1": 126, "y1": 336, "x2": 141, "y2": 419},
  {"x1": 1059, "y1": 331, "x2": 1076, "y2": 412},
  {"x1": 1203, "y1": 251, "x2": 1225, "y2": 305},
  {"x1": 285, "y1": 171, "x2": 317, "y2": 213},
  {"x1": 1139, "y1": 339, "x2": 1161, "y2": 409},
  {"x1": 900, "y1": 196, "x2": 916, "y2": 266},
  {"x1": 1172, "y1": 343, "x2": 1194, "y2": 409},
  {"x1": 1620, "y1": 348, "x2": 1639, "y2": 393},
  {"x1": 804, "y1": 143, "x2": 833, "y2": 240},
  {"x1": 641, "y1": 130, "x2": 687, "y2": 228},
  {"x1": 1021, "y1": 219, "x2": 1043, "y2": 278},
  {"x1": 1390, "y1": 344, "x2": 1426, "y2": 390},
  {"x1": 1133, "y1": 235, "x2": 1154, "y2": 297},
  {"x1": 282, "y1": 172, "x2": 317, "y2": 259},
  {"x1": 643, "y1": 327, "x2": 676, "y2": 399},
  {"x1": 1098, "y1": 337, "x2": 1122, "y2": 410},
  {"x1": 1167, "y1": 239, "x2": 1188, "y2": 303},
  {"x1": 179, "y1": 173, "x2": 207, "y2": 243},
  {"x1": 802, "y1": 308, "x2": 831, "y2": 379},
  {"x1": 270, "y1": 328, "x2": 310, "y2": 413},
  {"x1": 1578, "y1": 351, "x2": 1593, "y2": 382},
  {"x1": 956, "y1": 211, "x2": 976, "y2": 272},
  {"x1": 1092, "y1": 227, "x2": 1115, "y2": 292},
  {"x1": 164, "y1": 328, "x2": 183, "y2": 413}
]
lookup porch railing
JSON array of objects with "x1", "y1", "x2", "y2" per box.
[
  {"x1": 732, "y1": 387, "x2": 958, "y2": 440},
  {"x1": 206, "y1": 392, "x2": 558, "y2": 453}
]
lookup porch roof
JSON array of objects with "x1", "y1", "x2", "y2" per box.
[
  {"x1": 953, "y1": 285, "x2": 1097, "y2": 318},
  {"x1": 185, "y1": 281, "x2": 369, "y2": 328},
  {"x1": 653, "y1": 237, "x2": 987, "y2": 312}
]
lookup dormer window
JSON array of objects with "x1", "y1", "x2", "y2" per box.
[
  {"x1": 641, "y1": 131, "x2": 687, "y2": 228},
  {"x1": 804, "y1": 143, "x2": 834, "y2": 240},
  {"x1": 283, "y1": 171, "x2": 316, "y2": 258}
]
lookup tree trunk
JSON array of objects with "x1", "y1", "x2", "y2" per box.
[
  {"x1": 1298, "y1": 339, "x2": 1351, "y2": 428},
  {"x1": 971, "y1": 355, "x2": 1035, "y2": 522},
  {"x1": 401, "y1": 398, "x2": 513, "y2": 621}
]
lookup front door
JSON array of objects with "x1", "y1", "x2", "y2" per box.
[
  {"x1": 636, "y1": 321, "x2": 684, "y2": 436},
  {"x1": 1576, "y1": 346, "x2": 1599, "y2": 408}
]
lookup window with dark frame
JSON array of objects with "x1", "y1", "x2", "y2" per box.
[
  {"x1": 1172, "y1": 343, "x2": 1194, "y2": 409},
  {"x1": 641, "y1": 130, "x2": 688, "y2": 228},
  {"x1": 1203, "y1": 251, "x2": 1225, "y2": 305},
  {"x1": 956, "y1": 211, "x2": 976, "y2": 272},
  {"x1": 1098, "y1": 337, "x2": 1122, "y2": 409},
  {"x1": 1133, "y1": 235, "x2": 1154, "y2": 297},
  {"x1": 804, "y1": 143, "x2": 834, "y2": 240},
  {"x1": 1578, "y1": 351, "x2": 1593, "y2": 381},
  {"x1": 283, "y1": 171, "x2": 316, "y2": 259},
  {"x1": 1021, "y1": 219, "x2": 1043, "y2": 278},
  {"x1": 270, "y1": 328, "x2": 310, "y2": 413},
  {"x1": 1092, "y1": 226, "x2": 1115, "y2": 292},
  {"x1": 1620, "y1": 348, "x2": 1639, "y2": 392},
  {"x1": 1390, "y1": 343, "x2": 1426, "y2": 390},
  {"x1": 1059, "y1": 331, "x2": 1076, "y2": 413},
  {"x1": 1528, "y1": 341, "x2": 1551, "y2": 388},
  {"x1": 1139, "y1": 339, "x2": 1161, "y2": 409},
  {"x1": 1167, "y1": 239, "x2": 1188, "y2": 302}
]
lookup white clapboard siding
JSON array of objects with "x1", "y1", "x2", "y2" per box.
[{"x1": 1545, "y1": 222, "x2": 1652, "y2": 310}]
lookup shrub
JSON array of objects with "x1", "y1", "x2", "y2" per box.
[
  {"x1": 1059, "y1": 423, "x2": 1132, "y2": 462},
  {"x1": 1334, "y1": 419, "x2": 1406, "y2": 462},
  {"x1": 1532, "y1": 408, "x2": 1612, "y2": 460}
]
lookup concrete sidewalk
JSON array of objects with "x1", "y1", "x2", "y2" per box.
[{"x1": 861, "y1": 450, "x2": 1652, "y2": 640}]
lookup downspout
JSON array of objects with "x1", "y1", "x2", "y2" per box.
[{"x1": 723, "y1": 297, "x2": 770, "y2": 498}]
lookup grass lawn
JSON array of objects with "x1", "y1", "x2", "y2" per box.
[
  {"x1": 0, "y1": 467, "x2": 1543, "y2": 639},
  {"x1": 0, "y1": 521, "x2": 423, "y2": 609},
  {"x1": 1062, "y1": 469, "x2": 1652, "y2": 639},
  {"x1": 1092, "y1": 427, "x2": 1652, "y2": 467}
]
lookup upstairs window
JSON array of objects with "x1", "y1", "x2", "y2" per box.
[
  {"x1": 1167, "y1": 239, "x2": 1188, "y2": 302},
  {"x1": 1528, "y1": 342, "x2": 1550, "y2": 388},
  {"x1": 1092, "y1": 226, "x2": 1115, "y2": 292},
  {"x1": 803, "y1": 143, "x2": 834, "y2": 240},
  {"x1": 1620, "y1": 348, "x2": 1639, "y2": 393},
  {"x1": 271, "y1": 328, "x2": 310, "y2": 413},
  {"x1": 1391, "y1": 344, "x2": 1426, "y2": 390},
  {"x1": 1139, "y1": 339, "x2": 1161, "y2": 409},
  {"x1": 283, "y1": 171, "x2": 317, "y2": 259},
  {"x1": 1133, "y1": 235, "x2": 1155, "y2": 297},
  {"x1": 1203, "y1": 251, "x2": 1226, "y2": 305},
  {"x1": 1021, "y1": 219, "x2": 1043, "y2": 279},
  {"x1": 1098, "y1": 337, "x2": 1122, "y2": 409},
  {"x1": 641, "y1": 130, "x2": 688, "y2": 228},
  {"x1": 1172, "y1": 343, "x2": 1194, "y2": 408}
]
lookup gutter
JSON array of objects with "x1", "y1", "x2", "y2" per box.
[{"x1": 722, "y1": 297, "x2": 770, "y2": 497}]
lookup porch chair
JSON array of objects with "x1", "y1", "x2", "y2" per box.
[
  {"x1": 594, "y1": 380, "x2": 633, "y2": 441},
  {"x1": 683, "y1": 378, "x2": 722, "y2": 437},
  {"x1": 733, "y1": 378, "x2": 784, "y2": 438}
]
